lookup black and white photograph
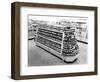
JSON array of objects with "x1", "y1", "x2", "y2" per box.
[
  {"x1": 28, "y1": 15, "x2": 88, "y2": 66},
  {"x1": 11, "y1": 2, "x2": 97, "y2": 79}
]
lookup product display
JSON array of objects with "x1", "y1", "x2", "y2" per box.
[
  {"x1": 36, "y1": 23, "x2": 79, "y2": 62},
  {"x1": 62, "y1": 28, "x2": 79, "y2": 58}
]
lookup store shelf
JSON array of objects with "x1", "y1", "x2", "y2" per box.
[
  {"x1": 37, "y1": 36, "x2": 61, "y2": 53},
  {"x1": 37, "y1": 34, "x2": 62, "y2": 44},
  {"x1": 36, "y1": 25, "x2": 79, "y2": 62}
]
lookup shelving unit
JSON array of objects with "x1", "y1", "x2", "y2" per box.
[{"x1": 36, "y1": 24, "x2": 79, "y2": 62}]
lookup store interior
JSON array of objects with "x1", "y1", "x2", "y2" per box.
[{"x1": 28, "y1": 19, "x2": 88, "y2": 66}]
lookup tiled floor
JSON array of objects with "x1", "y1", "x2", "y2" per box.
[{"x1": 28, "y1": 39, "x2": 87, "y2": 66}]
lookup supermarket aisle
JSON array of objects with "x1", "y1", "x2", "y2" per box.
[{"x1": 28, "y1": 39, "x2": 87, "y2": 66}]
